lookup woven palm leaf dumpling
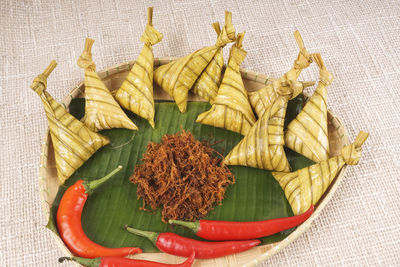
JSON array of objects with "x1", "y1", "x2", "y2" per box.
[
  {"x1": 249, "y1": 30, "x2": 314, "y2": 118},
  {"x1": 196, "y1": 32, "x2": 257, "y2": 136},
  {"x1": 273, "y1": 131, "x2": 369, "y2": 215},
  {"x1": 31, "y1": 61, "x2": 109, "y2": 184},
  {"x1": 191, "y1": 21, "x2": 226, "y2": 104},
  {"x1": 78, "y1": 38, "x2": 138, "y2": 132},
  {"x1": 154, "y1": 11, "x2": 236, "y2": 112},
  {"x1": 114, "y1": 7, "x2": 163, "y2": 128},
  {"x1": 223, "y1": 83, "x2": 303, "y2": 172},
  {"x1": 285, "y1": 53, "x2": 333, "y2": 163}
]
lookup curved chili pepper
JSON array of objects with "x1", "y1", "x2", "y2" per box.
[
  {"x1": 58, "y1": 251, "x2": 195, "y2": 267},
  {"x1": 57, "y1": 166, "x2": 142, "y2": 258},
  {"x1": 124, "y1": 225, "x2": 260, "y2": 259},
  {"x1": 168, "y1": 205, "x2": 314, "y2": 241}
]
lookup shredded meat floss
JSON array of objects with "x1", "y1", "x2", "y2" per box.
[{"x1": 130, "y1": 130, "x2": 235, "y2": 223}]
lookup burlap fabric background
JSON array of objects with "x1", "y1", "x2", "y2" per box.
[{"x1": 1, "y1": 0, "x2": 399, "y2": 266}]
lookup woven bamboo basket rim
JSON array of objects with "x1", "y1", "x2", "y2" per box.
[{"x1": 39, "y1": 57, "x2": 350, "y2": 267}]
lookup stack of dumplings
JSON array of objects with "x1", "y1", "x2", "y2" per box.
[{"x1": 31, "y1": 8, "x2": 368, "y2": 215}]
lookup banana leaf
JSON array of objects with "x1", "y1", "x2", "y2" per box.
[{"x1": 48, "y1": 95, "x2": 313, "y2": 252}]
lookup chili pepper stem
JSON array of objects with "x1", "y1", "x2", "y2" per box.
[
  {"x1": 58, "y1": 256, "x2": 101, "y2": 267},
  {"x1": 84, "y1": 165, "x2": 123, "y2": 194},
  {"x1": 125, "y1": 225, "x2": 158, "y2": 244},
  {"x1": 168, "y1": 220, "x2": 200, "y2": 232}
]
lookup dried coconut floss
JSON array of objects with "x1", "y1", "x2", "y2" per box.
[{"x1": 130, "y1": 130, "x2": 235, "y2": 223}]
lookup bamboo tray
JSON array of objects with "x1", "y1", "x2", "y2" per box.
[{"x1": 39, "y1": 58, "x2": 349, "y2": 267}]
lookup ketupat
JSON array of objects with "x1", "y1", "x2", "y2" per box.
[
  {"x1": 78, "y1": 38, "x2": 138, "y2": 132},
  {"x1": 196, "y1": 33, "x2": 256, "y2": 135},
  {"x1": 191, "y1": 21, "x2": 225, "y2": 104},
  {"x1": 114, "y1": 7, "x2": 163, "y2": 128},
  {"x1": 273, "y1": 131, "x2": 369, "y2": 215},
  {"x1": 31, "y1": 61, "x2": 109, "y2": 184},
  {"x1": 224, "y1": 78, "x2": 311, "y2": 170},
  {"x1": 249, "y1": 31, "x2": 314, "y2": 118},
  {"x1": 154, "y1": 11, "x2": 236, "y2": 112},
  {"x1": 285, "y1": 53, "x2": 333, "y2": 162},
  {"x1": 224, "y1": 94, "x2": 291, "y2": 172}
]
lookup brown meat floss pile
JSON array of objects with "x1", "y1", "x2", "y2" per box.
[{"x1": 130, "y1": 130, "x2": 235, "y2": 223}]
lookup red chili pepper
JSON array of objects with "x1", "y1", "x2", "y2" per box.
[
  {"x1": 57, "y1": 166, "x2": 142, "y2": 258},
  {"x1": 168, "y1": 205, "x2": 314, "y2": 241},
  {"x1": 124, "y1": 225, "x2": 260, "y2": 259},
  {"x1": 58, "y1": 251, "x2": 195, "y2": 267}
]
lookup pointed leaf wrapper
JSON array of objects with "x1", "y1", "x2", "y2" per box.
[
  {"x1": 192, "y1": 22, "x2": 224, "y2": 104},
  {"x1": 285, "y1": 54, "x2": 333, "y2": 162},
  {"x1": 31, "y1": 61, "x2": 109, "y2": 184},
  {"x1": 154, "y1": 11, "x2": 235, "y2": 112},
  {"x1": 249, "y1": 31, "x2": 314, "y2": 118},
  {"x1": 273, "y1": 131, "x2": 369, "y2": 215},
  {"x1": 192, "y1": 47, "x2": 223, "y2": 104},
  {"x1": 196, "y1": 33, "x2": 256, "y2": 135},
  {"x1": 115, "y1": 7, "x2": 163, "y2": 128},
  {"x1": 224, "y1": 96, "x2": 291, "y2": 172},
  {"x1": 192, "y1": 13, "x2": 233, "y2": 104},
  {"x1": 78, "y1": 38, "x2": 138, "y2": 132}
]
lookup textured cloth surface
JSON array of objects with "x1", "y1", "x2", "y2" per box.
[{"x1": 1, "y1": 0, "x2": 399, "y2": 266}]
